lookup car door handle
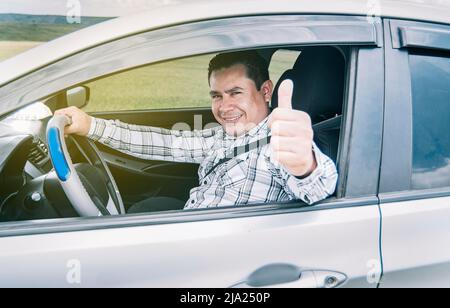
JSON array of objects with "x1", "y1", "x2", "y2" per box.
[{"x1": 230, "y1": 263, "x2": 347, "y2": 288}]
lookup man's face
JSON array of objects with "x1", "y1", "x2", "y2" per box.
[{"x1": 209, "y1": 64, "x2": 273, "y2": 137}]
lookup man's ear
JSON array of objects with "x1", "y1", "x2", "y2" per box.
[{"x1": 261, "y1": 80, "x2": 274, "y2": 103}]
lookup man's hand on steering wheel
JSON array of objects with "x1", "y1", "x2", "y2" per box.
[
  {"x1": 54, "y1": 106, "x2": 93, "y2": 137},
  {"x1": 47, "y1": 109, "x2": 125, "y2": 217}
]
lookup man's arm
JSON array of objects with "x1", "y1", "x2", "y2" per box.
[
  {"x1": 265, "y1": 142, "x2": 338, "y2": 205},
  {"x1": 266, "y1": 79, "x2": 338, "y2": 204},
  {"x1": 87, "y1": 117, "x2": 218, "y2": 164},
  {"x1": 54, "y1": 107, "x2": 218, "y2": 164}
]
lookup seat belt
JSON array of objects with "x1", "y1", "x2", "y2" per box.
[{"x1": 203, "y1": 135, "x2": 271, "y2": 179}]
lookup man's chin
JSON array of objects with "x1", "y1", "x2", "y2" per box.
[
  {"x1": 223, "y1": 122, "x2": 255, "y2": 137},
  {"x1": 222, "y1": 126, "x2": 240, "y2": 137}
]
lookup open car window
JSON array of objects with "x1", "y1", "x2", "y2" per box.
[
  {"x1": 84, "y1": 55, "x2": 213, "y2": 112},
  {"x1": 80, "y1": 47, "x2": 346, "y2": 212},
  {"x1": 83, "y1": 51, "x2": 306, "y2": 113},
  {"x1": 0, "y1": 46, "x2": 348, "y2": 224}
]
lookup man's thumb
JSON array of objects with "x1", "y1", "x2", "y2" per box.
[{"x1": 277, "y1": 79, "x2": 294, "y2": 109}]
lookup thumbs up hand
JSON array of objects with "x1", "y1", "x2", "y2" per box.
[{"x1": 268, "y1": 80, "x2": 317, "y2": 178}]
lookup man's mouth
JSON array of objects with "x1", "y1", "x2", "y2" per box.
[{"x1": 221, "y1": 114, "x2": 243, "y2": 123}]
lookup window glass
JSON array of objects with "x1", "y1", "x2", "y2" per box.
[
  {"x1": 83, "y1": 55, "x2": 213, "y2": 112},
  {"x1": 410, "y1": 50, "x2": 450, "y2": 189},
  {"x1": 269, "y1": 50, "x2": 301, "y2": 87},
  {"x1": 83, "y1": 50, "x2": 301, "y2": 113}
]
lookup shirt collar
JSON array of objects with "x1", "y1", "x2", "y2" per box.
[{"x1": 222, "y1": 116, "x2": 270, "y2": 142}]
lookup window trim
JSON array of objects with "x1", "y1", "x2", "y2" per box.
[
  {"x1": 379, "y1": 187, "x2": 450, "y2": 204},
  {"x1": 379, "y1": 20, "x2": 414, "y2": 195},
  {"x1": 0, "y1": 196, "x2": 379, "y2": 238},
  {"x1": 380, "y1": 19, "x2": 450, "y2": 202},
  {"x1": 390, "y1": 19, "x2": 450, "y2": 52},
  {"x1": 339, "y1": 46, "x2": 384, "y2": 198}
]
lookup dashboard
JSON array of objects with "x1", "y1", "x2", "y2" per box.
[
  {"x1": 0, "y1": 124, "x2": 33, "y2": 208},
  {"x1": 0, "y1": 114, "x2": 80, "y2": 222},
  {"x1": 1, "y1": 116, "x2": 52, "y2": 173}
]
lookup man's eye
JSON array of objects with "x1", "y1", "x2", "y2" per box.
[{"x1": 231, "y1": 92, "x2": 241, "y2": 96}]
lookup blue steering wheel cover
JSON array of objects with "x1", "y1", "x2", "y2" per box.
[{"x1": 47, "y1": 127, "x2": 71, "y2": 182}]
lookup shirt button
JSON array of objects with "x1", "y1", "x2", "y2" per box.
[
  {"x1": 203, "y1": 180, "x2": 208, "y2": 185},
  {"x1": 191, "y1": 200, "x2": 195, "y2": 204}
]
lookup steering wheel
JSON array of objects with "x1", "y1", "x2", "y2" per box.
[{"x1": 46, "y1": 115, "x2": 125, "y2": 217}]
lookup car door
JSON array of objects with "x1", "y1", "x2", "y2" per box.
[
  {"x1": 379, "y1": 20, "x2": 450, "y2": 287},
  {"x1": 0, "y1": 14, "x2": 384, "y2": 287}
]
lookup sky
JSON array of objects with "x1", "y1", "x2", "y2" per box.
[{"x1": 0, "y1": 0, "x2": 184, "y2": 17}]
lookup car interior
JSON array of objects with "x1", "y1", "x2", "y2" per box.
[{"x1": 0, "y1": 45, "x2": 347, "y2": 222}]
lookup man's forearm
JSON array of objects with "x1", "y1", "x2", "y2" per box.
[{"x1": 87, "y1": 117, "x2": 216, "y2": 164}]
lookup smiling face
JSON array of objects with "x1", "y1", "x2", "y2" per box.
[{"x1": 209, "y1": 64, "x2": 273, "y2": 137}]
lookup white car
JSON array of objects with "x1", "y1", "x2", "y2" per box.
[{"x1": 0, "y1": 0, "x2": 449, "y2": 288}]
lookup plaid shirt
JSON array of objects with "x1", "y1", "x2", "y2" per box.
[{"x1": 87, "y1": 116, "x2": 338, "y2": 209}]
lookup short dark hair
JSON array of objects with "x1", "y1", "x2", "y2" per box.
[{"x1": 208, "y1": 51, "x2": 270, "y2": 90}]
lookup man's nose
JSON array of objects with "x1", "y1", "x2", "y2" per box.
[{"x1": 219, "y1": 95, "x2": 235, "y2": 112}]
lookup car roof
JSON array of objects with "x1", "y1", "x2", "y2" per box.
[{"x1": 1, "y1": 0, "x2": 449, "y2": 87}]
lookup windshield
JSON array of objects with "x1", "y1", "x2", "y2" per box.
[
  {"x1": 1, "y1": 102, "x2": 52, "y2": 136},
  {"x1": 6, "y1": 102, "x2": 52, "y2": 121}
]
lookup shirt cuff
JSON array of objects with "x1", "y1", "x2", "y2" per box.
[{"x1": 86, "y1": 117, "x2": 105, "y2": 141}]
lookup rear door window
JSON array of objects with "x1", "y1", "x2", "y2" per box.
[{"x1": 410, "y1": 50, "x2": 450, "y2": 189}]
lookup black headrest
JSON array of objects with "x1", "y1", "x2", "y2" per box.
[{"x1": 271, "y1": 47, "x2": 345, "y2": 124}]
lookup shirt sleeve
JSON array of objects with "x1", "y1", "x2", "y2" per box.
[
  {"x1": 265, "y1": 142, "x2": 338, "y2": 205},
  {"x1": 87, "y1": 117, "x2": 218, "y2": 164}
]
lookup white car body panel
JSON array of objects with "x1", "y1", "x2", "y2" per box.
[
  {"x1": 380, "y1": 196, "x2": 450, "y2": 287},
  {"x1": 0, "y1": 0, "x2": 449, "y2": 87},
  {"x1": 0, "y1": 206, "x2": 380, "y2": 287}
]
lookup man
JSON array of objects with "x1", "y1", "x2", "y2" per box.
[{"x1": 56, "y1": 51, "x2": 338, "y2": 212}]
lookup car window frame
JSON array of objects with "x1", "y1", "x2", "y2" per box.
[
  {"x1": 0, "y1": 14, "x2": 385, "y2": 237},
  {"x1": 379, "y1": 19, "x2": 450, "y2": 203}
]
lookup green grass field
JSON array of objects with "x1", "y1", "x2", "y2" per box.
[
  {"x1": 0, "y1": 15, "x2": 111, "y2": 42},
  {"x1": 84, "y1": 55, "x2": 214, "y2": 112},
  {"x1": 1, "y1": 40, "x2": 299, "y2": 112},
  {"x1": 0, "y1": 41, "x2": 42, "y2": 61},
  {"x1": 0, "y1": 23, "x2": 87, "y2": 42}
]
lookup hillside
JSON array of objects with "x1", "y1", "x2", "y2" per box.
[
  {"x1": 0, "y1": 14, "x2": 113, "y2": 42},
  {"x1": 0, "y1": 14, "x2": 111, "y2": 25}
]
